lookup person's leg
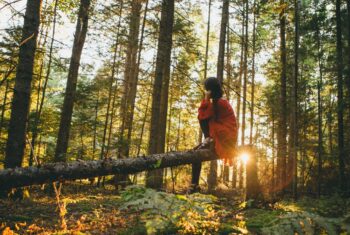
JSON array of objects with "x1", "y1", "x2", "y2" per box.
[
  {"x1": 191, "y1": 119, "x2": 210, "y2": 192},
  {"x1": 199, "y1": 119, "x2": 210, "y2": 138}
]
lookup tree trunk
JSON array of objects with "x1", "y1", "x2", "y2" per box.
[
  {"x1": 0, "y1": 80, "x2": 10, "y2": 139},
  {"x1": 54, "y1": 0, "x2": 91, "y2": 162},
  {"x1": 106, "y1": 47, "x2": 124, "y2": 156},
  {"x1": 29, "y1": 0, "x2": 58, "y2": 166},
  {"x1": 119, "y1": 0, "x2": 143, "y2": 158},
  {"x1": 233, "y1": 3, "x2": 245, "y2": 189},
  {"x1": 315, "y1": 2, "x2": 323, "y2": 197},
  {"x1": 239, "y1": 0, "x2": 249, "y2": 189},
  {"x1": 92, "y1": 93, "x2": 99, "y2": 160},
  {"x1": 245, "y1": 146, "x2": 262, "y2": 201},
  {"x1": 204, "y1": 0, "x2": 212, "y2": 81},
  {"x1": 347, "y1": 0, "x2": 350, "y2": 103},
  {"x1": 290, "y1": 0, "x2": 299, "y2": 200},
  {"x1": 239, "y1": 0, "x2": 248, "y2": 189},
  {"x1": 166, "y1": 90, "x2": 174, "y2": 152},
  {"x1": 5, "y1": 0, "x2": 42, "y2": 169},
  {"x1": 335, "y1": 0, "x2": 345, "y2": 193},
  {"x1": 208, "y1": 0, "x2": 229, "y2": 192},
  {"x1": 146, "y1": 0, "x2": 175, "y2": 189},
  {"x1": 136, "y1": 83, "x2": 152, "y2": 156},
  {"x1": 271, "y1": 112, "x2": 275, "y2": 194},
  {"x1": 249, "y1": 0, "x2": 258, "y2": 145},
  {"x1": 241, "y1": 0, "x2": 248, "y2": 147},
  {"x1": 277, "y1": 0, "x2": 288, "y2": 195},
  {"x1": 223, "y1": 24, "x2": 231, "y2": 184},
  {"x1": 0, "y1": 149, "x2": 218, "y2": 190},
  {"x1": 236, "y1": 2, "x2": 245, "y2": 134},
  {"x1": 101, "y1": 1, "x2": 124, "y2": 161},
  {"x1": 216, "y1": 0, "x2": 229, "y2": 83}
]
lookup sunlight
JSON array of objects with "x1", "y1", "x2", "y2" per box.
[{"x1": 239, "y1": 152, "x2": 250, "y2": 165}]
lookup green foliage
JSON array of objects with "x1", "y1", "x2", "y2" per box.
[
  {"x1": 119, "y1": 185, "x2": 221, "y2": 234},
  {"x1": 241, "y1": 197, "x2": 350, "y2": 235},
  {"x1": 260, "y1": 211, "x2": 349, "y2": 235}
]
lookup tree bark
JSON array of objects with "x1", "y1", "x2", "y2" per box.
[
  {"x1": 315, "y1": 1, "x2": 323, "y2": 198},
  {"x1": 136, "y1": 54, "x2": 155, "y2": 157},
  {"x1": 0, "y1": 80, "x2": 10, "y2": 139},
  {"x1": 54, "y1": 0, "x2": 91, "y2": 162},
  {"x1": 223, "y1": 24, "x2": 231, "y2": 184},
  {"x1": 277, "y1": 0, "x2": 288, "y2": 195},
  {"x1": 207, "y1": 0, "x2": 229, "y2": 192},
  {"x1": 233, "y1": 3, "x2": 245, "y2": 189},
  {"x1": 136, "y1": 82, "x2": 152, "y2": 156},
  {"x1": 236, "y1": 2, "x2": 245, "y2": 135},
  {"x1": 92, "y1": 92, "x2": 99, "y2": 160},
  {"x1": 249, "y1": 0, "x2": 258, "y2": 145},
  {"x1": 290, "y1": 0, "x2": 299, "y2": 200},
  {"x1": 241, "y1": 0, "x2": 248, "y2": 147},
  {"x1": 0, "y1": 149, "x2": 218, "y2": 190},
  {"x1": 347, "y1": 0, "x2": 350, "y2": 103},
  {"x1": 146, "y1": 0, "x2": 175, "y2": 189},
  {"x1": 119, "y1": 0, "x2": 143, "y2": 158},
  {"x1": 5, "y1": 0, "x2": 42, "y2": 169},
  {"x1": 271, "y1": 112, "x2": 275, "y2": 193},
  {"x1": 101, "y1": 0, "x2": 124, "y2": 161},
  {"x1": 239, "y1": 0, "x2": 249, "y2": 189},
  {"x1": 335, "y1": 0, "x2": 345, "y2": 193},
  {"x1": 29, "y1": 0, "x2": 58, "y2": 166},
  {"x1": 106, "y1": 47, "x2": 124, "y2": 156},
  {"x1": 245, "y1": 146, "x2": 262, "y2": 201},
  {"x1": 216, "y1": 0, "x2": 229, "y2": 83},
  {"x1": 203, "y1": 0, "x2": 212, "y2": 81}
]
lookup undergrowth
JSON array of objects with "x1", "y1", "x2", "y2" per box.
[{"x1": 0, "y1": 183, "x2": 349, "y2": 234}]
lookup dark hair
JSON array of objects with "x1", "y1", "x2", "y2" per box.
[{"x1": 204, "y1": 77, "x2": 223, "y2": 121}]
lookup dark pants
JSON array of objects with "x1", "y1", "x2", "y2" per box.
[{"x1": 191, "y1": 119, "x2": 210, "y2": 186}]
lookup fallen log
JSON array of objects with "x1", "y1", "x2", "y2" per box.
[{"x1": 0, "y1": 149, "x2": 217, "y2": 190}]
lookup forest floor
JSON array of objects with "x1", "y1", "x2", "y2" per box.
[{"x1": 0, "y1": 182, "x2": 349, "y2": 235}]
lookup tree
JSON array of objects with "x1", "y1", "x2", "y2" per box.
[
  {"x1": 277, "y1": 0, "x2": 288, "y2": 195},
  {"x1": 335, "y1": 0, "x2": 345, "y2": 193},
  {"x1": 54, "y1": 0, "x2": 91, "y2": 162},
  {"x1": 146, "y1": 0, "x2": 175, "y2": 189},
  {"x1": 290, "y1": 0, "x2": 299, "y2": 200},
  {"x1": 217, "y1": 0, "x2": 229, "y2": 83},
  {"x1": 314, "y1": 0, "x2": 324, "y2": 197},
  {"x1": 235, "y1": 0, "x2": 245, "y2": 189},
  {"x1": 29, "y1": 0, "x2": 59, "y2": 166},
  {"x1": 5, "y1": 0, "x2": 42, "y2": 169},
  {"x1": 249, "y1": 0, "x2": 259, "y2": 145},
  {"x1": 100, "y1": 0, "x2": 124, "y2": 161},
  {"x1": 347, "y1": 0, "x2": 350, "y2": 112},
  {"x1": 207, "y1": 0, "x2": 229, "y2": 192},
  {"x1": 239, "y1": 0, "x2": 249, "y2": 189},
  {"x1": 118, "y1": 0, "x2": 144, "y2": 158},
  {"x1": 0, "y1": 149, "x2": 218, "y2": 190},
  {"x1": 203, "y1": 0, "x2": 212, "y2": 81},
  {"x1": 241, "y1": 0, "x2": 249, "y2": 147}
]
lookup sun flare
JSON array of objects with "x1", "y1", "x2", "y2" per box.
[{"x1": 239, "y1": 153, "x2": 250, "y2": 165}]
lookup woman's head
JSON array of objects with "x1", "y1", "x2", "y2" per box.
[{"x1": 204, "y1": 77, "x2": 223, "y2": 99}]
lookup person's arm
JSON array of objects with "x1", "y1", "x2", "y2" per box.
[{"x1": 198, "y1": 91, "x2": 214, "y2": 120}]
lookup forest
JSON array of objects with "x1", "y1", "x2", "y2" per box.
[{"x1": 0, "y1": 0, "x2": 350, "y2": 234}]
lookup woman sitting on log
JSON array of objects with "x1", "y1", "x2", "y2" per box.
[{"x1": 191, "y1": 77, "x2": 238, "y2": 192}]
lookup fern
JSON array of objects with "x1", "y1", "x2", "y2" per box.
[
  {"x1": 119, "y1": 185, "x2": 221, "y2": 234},
  {"x1": 260, "y1": 211, "x2": 349, "y2": 235}
]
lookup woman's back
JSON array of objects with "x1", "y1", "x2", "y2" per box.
[{"x1": 198, "y1": 98, "x2": 238, "y2": 162}]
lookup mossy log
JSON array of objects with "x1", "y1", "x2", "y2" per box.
[{"x1": 0, "y1": 149, "x2": 217, "y2": 190}]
